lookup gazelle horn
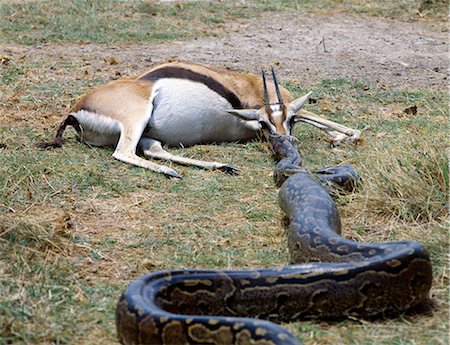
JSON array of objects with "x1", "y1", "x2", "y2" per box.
[
  {"x1": 261, "y1": 69, "x2": 271, "y2": 112},
  {"x1": 271, "y1": 66, "x2": 283, "y2": 105}
]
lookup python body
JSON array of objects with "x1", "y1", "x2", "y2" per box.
[{"x1": 116, "y1": 134, "x2": 432, "y2": 345}]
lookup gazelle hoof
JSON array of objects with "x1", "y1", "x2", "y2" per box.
[
  {"x1": 221, "y1": 164, "x2": 239, "y2": 175},
  {"x1": 164, "y1": 169, "x2": 183, "y2": 179}
]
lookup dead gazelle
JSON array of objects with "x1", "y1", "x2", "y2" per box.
[{"x1": 38, "y1": 62, "x2": 360, "y2": 178}]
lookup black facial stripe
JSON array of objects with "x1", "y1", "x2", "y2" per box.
[
  {"x1": 259, "y1": 119, "x2": 276, "y2": 134},
  {"x1": 140, "y1": 66, "x2": 243, "y2": 109},
  {"x1": 284, "y1": 115, "x2": 295, "y2": 132}
]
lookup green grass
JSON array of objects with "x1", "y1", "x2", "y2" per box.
[
  {"x1": 0, "y1": 1, "x2": 448, "y2": 344},
  {"x1": 0, "y1": 0, "x2": 446, "y2": 45},
  {"x1": 0, "y1": 0, "x2": 252, "y2": 45},
  {"x1": 1, "y1": 72, "x2": 448, "y2": 344}
]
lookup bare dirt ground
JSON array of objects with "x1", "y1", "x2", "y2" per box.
[{"x1": 2, "y1": 11, "x2": 448, "y2": 90}]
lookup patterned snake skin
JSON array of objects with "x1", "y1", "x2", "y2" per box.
[{"x1": 115, "y1": 134, "x2": 432, "y2": 345}]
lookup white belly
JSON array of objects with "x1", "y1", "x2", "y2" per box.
[{"x1": 144, "y1": 79, "x2": 258, "y2": 146}]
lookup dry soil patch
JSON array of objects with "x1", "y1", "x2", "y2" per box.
[{"x1": 1, "y1": 11, "x2": 447, "y2": 90}]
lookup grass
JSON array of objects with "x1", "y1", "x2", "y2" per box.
[
  {"x1": 1, "y1": 1, "x2": 448, "y2": 344},
  {"x1": 0, "y1": 0, "x2": 447, "y2": 45},
  {"x1": 1, "y1": 72, "x2": 448, "y2": 345}
]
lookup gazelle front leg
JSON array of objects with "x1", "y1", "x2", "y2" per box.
[
  {"x1": 296, "y1": 110, "x2": 361, "y2": 146},
  {"x1": 113, "y1": 124, "x2": 182, "y2": 179},
  {"x1": 140, "y1": 138, "x2": 239, "y2": 174},
  {"x1": 297, "y1": 118, "x2": 349, "y2": 145}
]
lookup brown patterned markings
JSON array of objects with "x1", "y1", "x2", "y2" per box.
[
  {"x1": 355, "y1": 267, "x2": 431, "y2": 312},
  {"x1": 312, "y1": 228, "x2": 322, "y2": 235},
  {"x1": 264, "y1": 277, "x2": 279, "y2": 284},
  {"x1": 183, "y1": 279, "x2": 213, "y2": 287},
  {"x1": 175, "y1": 285, "x2": 217, "y2": 298},
  {"x1": 116, "y1": 299, "x2": 139, "y2": 344},
  {"x1": 309, "y1": 283, "x2": 359, "y2": 315},
  {"x1": 409, "y1": 258, "x2": 433, "y2": 301},
  {"x1": 233, "y1": 322, "x2": 245, "y2": 330},
  {"x1": 240, "y1": 279, "x2": 251, "y2": 286},
  {"x1": 333, "y1": 269, "x2": 350, "y2": 276},
  {"x1": 328, "y1": 237, "x2": 340, "y2": 245},
  {"x1": 277, "y1": 333, "x2": 289, "y2": 341},
  {"x1": 387, "y1": 259, "x2": 402, "y2": 268},
  {"x1": 337, "y1": 245, "x2": 349, "y2": 252},
  {"x1": 235, "y1": 329, "x2": 275, "y2": 345},
  {"x1": 188, "y1": 323, "x2": 233, "y2": 345},
  {"x1": 255, "y1": 328, "x2": 268, "y2": 336},
  {"x1": 139, "y1": 315, "x2": 162, "y2": 345},
  {"x1": 311, "y1": 244, "x2": 342, "y2": 262},
  {"x1": 158, "y1": 285, "x2": 231, "y2": 316},
  {"x1": 236, "y1": 281, "x2": 336, "y2": 318},
  {"x1": 162, "y1": 321, "x2": 189, "y2": 345},
  {"x1": 208, "y1": 319, "x2": 220, "y2": 325},
  {"x1": 368, "y1": 249, "x2": 377, "y2": 255},
  {"x1": 231, "y1": 286, "x2": 279, "y2": 316}
]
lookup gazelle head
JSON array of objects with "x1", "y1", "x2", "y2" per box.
[{"x1": 228, "y1": 67, "x2": 311, "y2": 138}]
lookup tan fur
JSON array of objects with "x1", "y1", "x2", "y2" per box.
[{"x1": 72, "y1": 78, "x2": 152, "y2": 121}]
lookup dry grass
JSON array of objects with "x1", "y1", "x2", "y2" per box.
[{"x1": 0, "y1": 1, "x2": 448, "y2": 345}]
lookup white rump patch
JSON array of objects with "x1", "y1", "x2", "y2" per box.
[
  {"x1": 74, "y1": 110, "x2": 121, "y2": 134},
  {"x1": 73, "y1": 110, "x2": 122, "y2": 146}
]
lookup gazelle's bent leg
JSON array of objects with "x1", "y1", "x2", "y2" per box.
[
  {"x1": 140, "y1": 138, "x2": 238, "y2": 174},
  {"x1": 296, "y1": 110, "x2": 361, "y2": 145},
  {"x1": 297, "y1": 118, "x2": 348, "y2": 145},
  {"x1": 113, "y1": 126, "x2": 182, "y2": 178},
  {"x1": 106, "y1": 85, "x2": 182, "y2": 178}
]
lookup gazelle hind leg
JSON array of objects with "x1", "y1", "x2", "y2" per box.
[
  {"x1": 297, "y1": 110, "x2": 361, "y2": 145},
  {"x1": 113, "y1": 124, "x2": 182, "y2": 179},
  {"x1": 140, "y1": 138, "x2": 239, "y2": 174},
  {"x1": 298, "y1": 118, "x2": 348, "y2": 146}
]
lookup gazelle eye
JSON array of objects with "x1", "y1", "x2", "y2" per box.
[
  {"x1": 259, "y1": 120, "x2": 275, "y2": 134},
  {"x1": 259, "y1": 120, "x2": 269, "y2": 130}
]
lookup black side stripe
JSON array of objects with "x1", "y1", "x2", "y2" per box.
[{"x1": 139, "y1": 66, "x2": 244, "y2": 109}]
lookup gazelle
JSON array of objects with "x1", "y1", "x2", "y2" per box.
[{"x1": 38, "y1": 61, "x2": 360, "y2": 178}]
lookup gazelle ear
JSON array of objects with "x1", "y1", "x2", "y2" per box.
[
  {"x1": 289, "y1": 91, "x2": 312, "y2": 113},
  {"x1": 227, "y1": 109, "x2": 259, "y2": 121}
]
